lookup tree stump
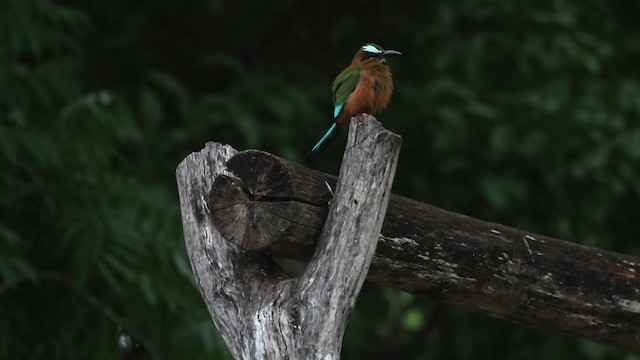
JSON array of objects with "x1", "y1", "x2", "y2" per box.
[{"x1": 176, "y1": 115, "x2": 402, "y2": 359}]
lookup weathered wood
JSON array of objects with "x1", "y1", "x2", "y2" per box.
[
  {"x1": 208, "y1": 142, "x2": 640, "y2": 351},
  {"x1": 176, "y1": 115, "x2": 402, "y2": 359}
]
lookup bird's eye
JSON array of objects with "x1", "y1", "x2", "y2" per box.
[{"x1": 362, "y1": 52, "x2": 378, "y2": 60}]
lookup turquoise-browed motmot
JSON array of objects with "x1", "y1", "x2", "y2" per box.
[{"x1": 305, "y1": 43, "x2": 401, "y2": 158}]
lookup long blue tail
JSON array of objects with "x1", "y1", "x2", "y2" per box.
[{"x1": 305, "y1": 123, "x2": 339, "y2": 159}]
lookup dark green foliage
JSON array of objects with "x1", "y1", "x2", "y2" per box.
[{"x1": 1, "y1": 0, "x2": 639, "y2": 358}]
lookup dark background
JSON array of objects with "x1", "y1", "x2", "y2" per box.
[{"x1": 1, "y1": 0, "x2": 639, "y2": 358}]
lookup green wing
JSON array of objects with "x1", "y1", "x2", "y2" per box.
[{"x1": 331, "y1": 69, "x2": 361, "y2": 119}]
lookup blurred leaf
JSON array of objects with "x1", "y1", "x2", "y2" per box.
[
  {"x1": 402, "y1": 307, "x2": 425, "y2": 331},
  {"x1": 139, "y1": 87, "x2": 164, "y2": 129},
  {"x1": 140, "y1": 274, "x2": 158, "y2": 306}
]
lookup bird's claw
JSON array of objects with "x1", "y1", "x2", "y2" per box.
[
  {"x1": 324, "y1": 181, "x2": 334, "y2": 206},
  {"x1": 325, "y1": 181, "x2": 334, "y2": 196}
]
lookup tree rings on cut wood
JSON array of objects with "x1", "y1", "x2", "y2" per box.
[{"x1": 208, "y1": 150, "x2": 336, "y2": 258}]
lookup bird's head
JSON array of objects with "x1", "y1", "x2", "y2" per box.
[{"x1": 353, "y1": 43, "x2": 402, "y2": 64}]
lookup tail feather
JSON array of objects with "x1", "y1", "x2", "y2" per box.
[{"x1": 304, "y1": 123, "x2": 339, "y2": 159}]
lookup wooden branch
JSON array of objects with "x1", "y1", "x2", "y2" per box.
[
  {"x1": 208, "y1": 141, "x2": 640, "y2": 351},
  {"x1": 176, "y1": 115, "x2": 402, "y2": 359}
]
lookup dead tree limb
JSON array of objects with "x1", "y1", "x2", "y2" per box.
[
  {"x1": 207, "y1": 139, "x2": 640, "y2": 351},
  {"x1": 176, "y1": 115, "x2": 402, "y2": 359}
]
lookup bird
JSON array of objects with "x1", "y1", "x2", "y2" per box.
[{"x1": 304, "y1": 43, "x2": 401, "y2": 159}]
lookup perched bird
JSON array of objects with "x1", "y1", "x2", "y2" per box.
[{"x1": 305, "y1": 43, "x2": 401, "y2": 158}]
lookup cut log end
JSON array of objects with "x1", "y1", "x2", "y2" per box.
[{"x1": 208, "y1": 149, "x2": 334, "y2": 254}]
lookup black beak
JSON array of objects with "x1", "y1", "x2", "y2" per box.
[{"x1": 382, "y1": 49, "x2": 402, "y2": 56}]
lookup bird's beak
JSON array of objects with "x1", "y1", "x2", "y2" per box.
[{"x1": 382, "y1": 49, "x2": 402, "y2": 56}]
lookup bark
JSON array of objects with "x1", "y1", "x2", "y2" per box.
[
  {"x1": 207, "y1": 137, "x2": 640, "y2": 351},
  {"x1": 176, "y1": 115, "x2": 402, "y2": 359}
]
